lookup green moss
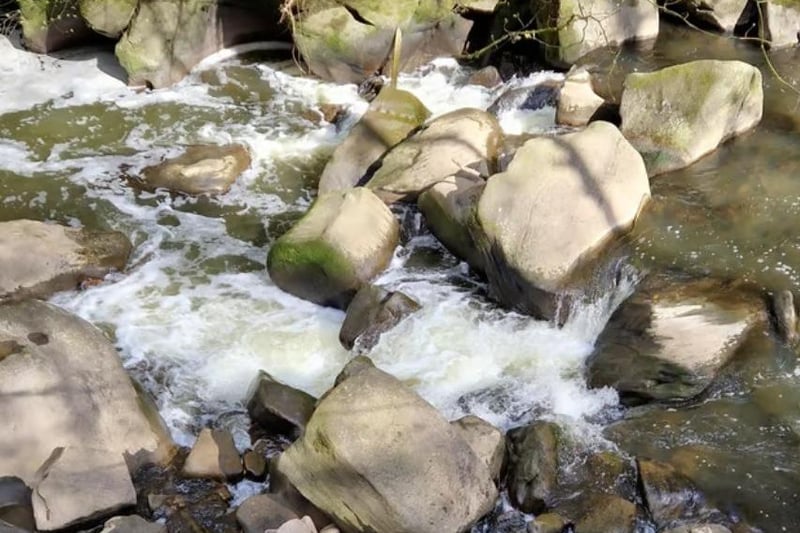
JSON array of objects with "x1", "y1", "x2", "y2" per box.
[{"x1": 268, "y1": 237, "x2": 352, "y2": 280}]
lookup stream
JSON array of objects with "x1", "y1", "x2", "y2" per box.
[{"x1": 2, "y1": 21, "x2": 800, "y2": 532}]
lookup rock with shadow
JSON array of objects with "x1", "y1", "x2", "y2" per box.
[
  {"x1": 338, "y1": 284, "x2": 421, "y2": 353},
  {"x1": 274, "y1": 356, "x2": 497, "y2": 533},
  {"x1": 246, "y1": 370, "x2": 317, "y2": 439}
]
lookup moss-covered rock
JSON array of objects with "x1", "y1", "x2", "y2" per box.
[
  {"x1": 367, "y1": 108, "x2": 502, "y2": 204},
  {"x1": 620, "y1": 60, "x2": 763, "y2": 177},
  {"x1": 19, "y1": 0, "x2": 94, "y2": 53},
  {"x1": 267, "y1": 188, "x2": 399, "y2": 309},
  {"x1": 78, "y1": 0, "x2": 136, "y2": 38},
  {"x1": 318, "y1": 87, "x2": 430, "y2": 194}
]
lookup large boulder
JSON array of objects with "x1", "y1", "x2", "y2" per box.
[
  {"x1": 338, "y1": 284, "x2": 420, "y2": 352},
  {"x1": 417, "y1": 175, "x2": 485, "y2": 270},
  {"x1": 275, "y1": 358, "x2": 497, "y2": 533},
  {"x1": 0, "y1": 219, "x2": 131, "y2": 303},
  {"x1": 18, "y1": 0, "x2": 95, "y2": 53},
  {"x1": 79, "y1": 0, "x2": 137, "y2": 38},
  {"x1": 620, "y1": 60, "x2": 763, "y2": 176},
  {"x1": 0, "y1": 300, "x2": 175, "y2": 484},
  {"x1": 135, "y1": 145, "x2": 252, "y2": 196},
  {"x1": 318, "y1": 88, "x2": 430, "y2": 194},
  {"x1": 293, "y1": 0, "x2": 471, "y2": 84},
  {"x1": 116, "y1": 0, "x2": 285, "y2": 88},
  {"x1": 31, "y1": 447, "x2": 137, "y2": 531},
  {"x1": 267, "y1": 188, "x2": 399, "y2": 309},
  {"x1": 473, "y1": 121, "x2": 650, "y2": 320},
  {"x1": 587, "y1": 277, "x2": 767, "y2": 404},
  {"x1": 366, "y1": 108, "x2": 502, "y2": 204},
  {"x1": 534, "y1": 0, "x2": 659, "y2": 66},
  {"x1": 556, "y1": 67, "x2": 605, "y2": 127}
]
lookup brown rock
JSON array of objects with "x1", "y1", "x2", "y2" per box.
[{"x1": 182, "y1": 428, "x2": 242, "y2": 481}]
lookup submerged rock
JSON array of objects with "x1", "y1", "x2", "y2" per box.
[
  {"x1": 587, "y1": 277, "x2": 767, "y2": 404},
  {"x1": 182, "y1": 428, "x2": 242, "y2": 481},
  {"x1": 556, "y1": 67, "x2": 605, "y2": 127},
  {"x1": 275, "y1": 358, "x2": 497, "y2": 533},
  {"x1": 365, "y1": 108, "x2": 502, "y2": 204},
  {"x1": 136, "y1": 145, "x2": 251, "y2": 196},
  {"x1": 0, "y1": 219, "x2": 131, "y2": 302},
  {"x1": 267, "y1": 188, "x2": 399, "y2": 309},
  {"x1": 79, "y1": 0, "x2": 137, "y2": 38},
  {"x1": 318, "y1": 87, "x2": 430, "y2": 194},
  {"x1": 0, "y1": 300, "x2": 175, "y2": 484},
  {"x1": 474, "y1": 121, "x2": 650, "y2": 321},
  {"x1": 338, "y1": 284, "x2": 420, "y2": 352},
  {"x1": 620, "y1": 60, "x2": 763, "y2": 176},
  {"x1": 31, "y1": 447, "x2": 136, "y2": 531},
  {"x1": 534, "y1": 0, "x2": 659, "y2": 65},
  {"x1": 116, "y1": 0, "x2": 285, "y2": 88},
  {"x1": 246, "y1": 371, "x2": 317, "y2": 438}
]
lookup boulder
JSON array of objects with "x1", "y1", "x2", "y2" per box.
[
  {"x1": 0, "y1": 300, "x2": 175, "y2": 484},
  {"x1": 18, "y1": 0, "x2": 95, "y2": 53},
  {"x1": 338, "y1": 284, "x2": 420, "y2": 352},
  {"x1": 267, "y1": 462, "x2": 332, "y2": 530},
  {"x1": 182, "y1": 428, "x2": 242, "y2": 481},
  {"x1": 31, "y1": 447, "x2": 136, "y2": 531},
  {"x1": 268, "y1": 517, "x2": 317, "y2": 533},
  {"x1": 417, "y1": 175, "x2": 485, "y2": 270},
  {"x1": 620, "y1": 60, "x2": 763, "y2": 176},
  {"x1": 637, "y1": 459, "x2": 715, "y2": 528},
  {"x1": 473, "y1": 121, "x2": 650, "y2": 320},
  {"x1": 451, "y1": 415, "x2": 506, "y2": 482},
  {"x1": 116, "y1": 0, "x2": 285, "y2": 88},
  {"x1": 0, "y1": 478, "x2": 34, "y2": 532},
  {"x1": 505, "y1": 422, "x2": 561, "y2": 514},
  {"x1": 318, "y1": 88, "x2": 430, "y2": 194},
  {"x1": 242, "y1": 450, "x2": 267, "y2": 481},
  {"x1": 236, "y1": 494, "x2": 299, "y2": 533},
  {"x1": 293, "y1": 0, "x2": 471, "y2": 84},
  {"x1": 100, "y1": 515, "x2": 167, "y2": 533},
  {"x1": 275, "y1": 358, "x2": 497, "y2": 533},
  {"x1": 0, "y1": 219, "x2": 132, "y2": 303},
  {"x1": 587, "y1": 277, "x2": 767, "y2": 404},
  {"x1": 534, "y1": 0, "x2": 659, "y2": 65},
  {"x1": 366, "y1": 108, "x2": 502, "y2": 203},
  {"x1": 556, "y1": 67, "x2": 606, "y2": 127},
  {"x1": 246, "y1": 371, "x2": 317, "y2": 437},
  {"x1": 135, "y1": 145, "x2": 251, "y2": 196},
  {"x1": 267, "y1": 187, "x2": 399, "y2": 309},
  {"x1": 79, "y1": 0, "x2": 137, "y2": 38}
]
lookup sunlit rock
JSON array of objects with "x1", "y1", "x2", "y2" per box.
[
  {"x1": 275, "y1": 358, "x2": 497, "y2": 533},
  {"x1": 318, "y1": 87, "x2": 429, "y2": 194},
  {"x1": 267, "y1": 187, "x2": 399, "y2": 309},
  {"x1": 182, "y1": 428, "x2": 242, "y2": 481},
  {"x1": 0, "y1": 219, "x2": 131, "y2": 302},
  {"x1": 473, "y1": 121, "x2": 650, "y2": 321},
  {"x1": 79, "y1": 0, "x2": 136, "y2": 38},
  {"x1": 556, "y1": 67, "x2": 605, "y2": 127},
  {"x1": 366, "y1": 108, "x2": 502, "y2": 204},
  {"x1": 620, "y1": 60, "x2": 763, "y2": 176},
  {"x1": 100, "y1": 515, "x2": 166, "y2": 533}
]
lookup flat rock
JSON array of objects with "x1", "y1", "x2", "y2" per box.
[{"x1": 0, "y1": 219, "x2": 131, "y2": 302}]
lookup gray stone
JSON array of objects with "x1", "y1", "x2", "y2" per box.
[
  {"x1": 339, "y1": 285, "x2": 420, "y2": 352},
  {"x1": 246, "y1": 371, "x2": 317, "y2": 437},
  {"x1": 31, "y1": 447, "x2": 136, "y2": 531},
  {"x1": 474, "y1": 121, "x2": 650, "y2": 320},
  {"x1": 451, "y1": 415, "x2": 505, "y2": 482},
  {"x1": 620, "y1": 60, "x2": 763, "y2": 176},
  {"x1": 638, "y1": 458, "x2": 712, "y2": 527},
  {"x1": 556, "y1": 67, "x2": 605, "y2": 127},
  {"x1": 275, "y1": 359, "x2": 497, "y2": 533},
  {"x1": 318, "y1": 88, "x2": 430, "y2": 194},
  {"x1": 0, "y1": 219, "x2": 132, "y2": 303},
  {"x1": 183, "y1": 428, "x2": 242, "y2": 481},
  {"x1": 268, "y1": 516, "x2": 317, "y2": 533},
  {"x1": 136, "y1": 145, "x2": 251, "y2": 196},
  {"x1": 236, "y1": 494, "x2": 299, "y2": 533},
  {"x1": 366, "y1": 108, "x2": 502, "y2": 204},
  {"x1": 0, "y1": 300, "x2": 175, "y2": 484},
  {"x1": 100, "y1": 515, "x2": 166, "y2": 533},
  {"x1": 267, "y1": 187, "x2": 399, "y2": 309}
]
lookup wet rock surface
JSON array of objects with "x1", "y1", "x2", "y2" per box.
[{"x1": 338, "y1": 284, "x2": 420, "y2": 352}]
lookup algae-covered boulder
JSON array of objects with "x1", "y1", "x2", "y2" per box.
[
  {"x1": 78, "y1": 0, "x2": 136, "y2": 38},
  {"x1": 474, "y1": 121, "x2": 650, "y2": 320},
  {"x1": 0, "y1": 219, "x2": 132, "y2": 302},
  {"x1": 620, "y1": 60, "x2": 763, "y2": 176},
  {"x1": 275, "y1": 359, "x2": 497, "y2": 533},
  {"x1": 366, "y1": 108, "x2": 502, "y2": 204},
  {"x1": 19, "y1": 0, "x2": 94, "y2": 53},
  {"x1": 318, "y1": 88, "x2": 430, "y2": 194},
  {"x1": 267, "y1": 188, "x2": 399, "y2": 309},
  {"x1": 293, "y1": 0, "x2": 471, "y2": 84},
  {"x1": 534, "y1": 0, "x2": 659, "y2": 66},
  {"x1": 116, "y1": 0, "x2": 284, "y2": 88},
  {"x1": 417, "y1": 174, "x2": 485, "y2": 270}
]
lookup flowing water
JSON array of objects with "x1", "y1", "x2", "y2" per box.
[{"x1": 3, "y1": 21, "x2": 800, "y2": 531}]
